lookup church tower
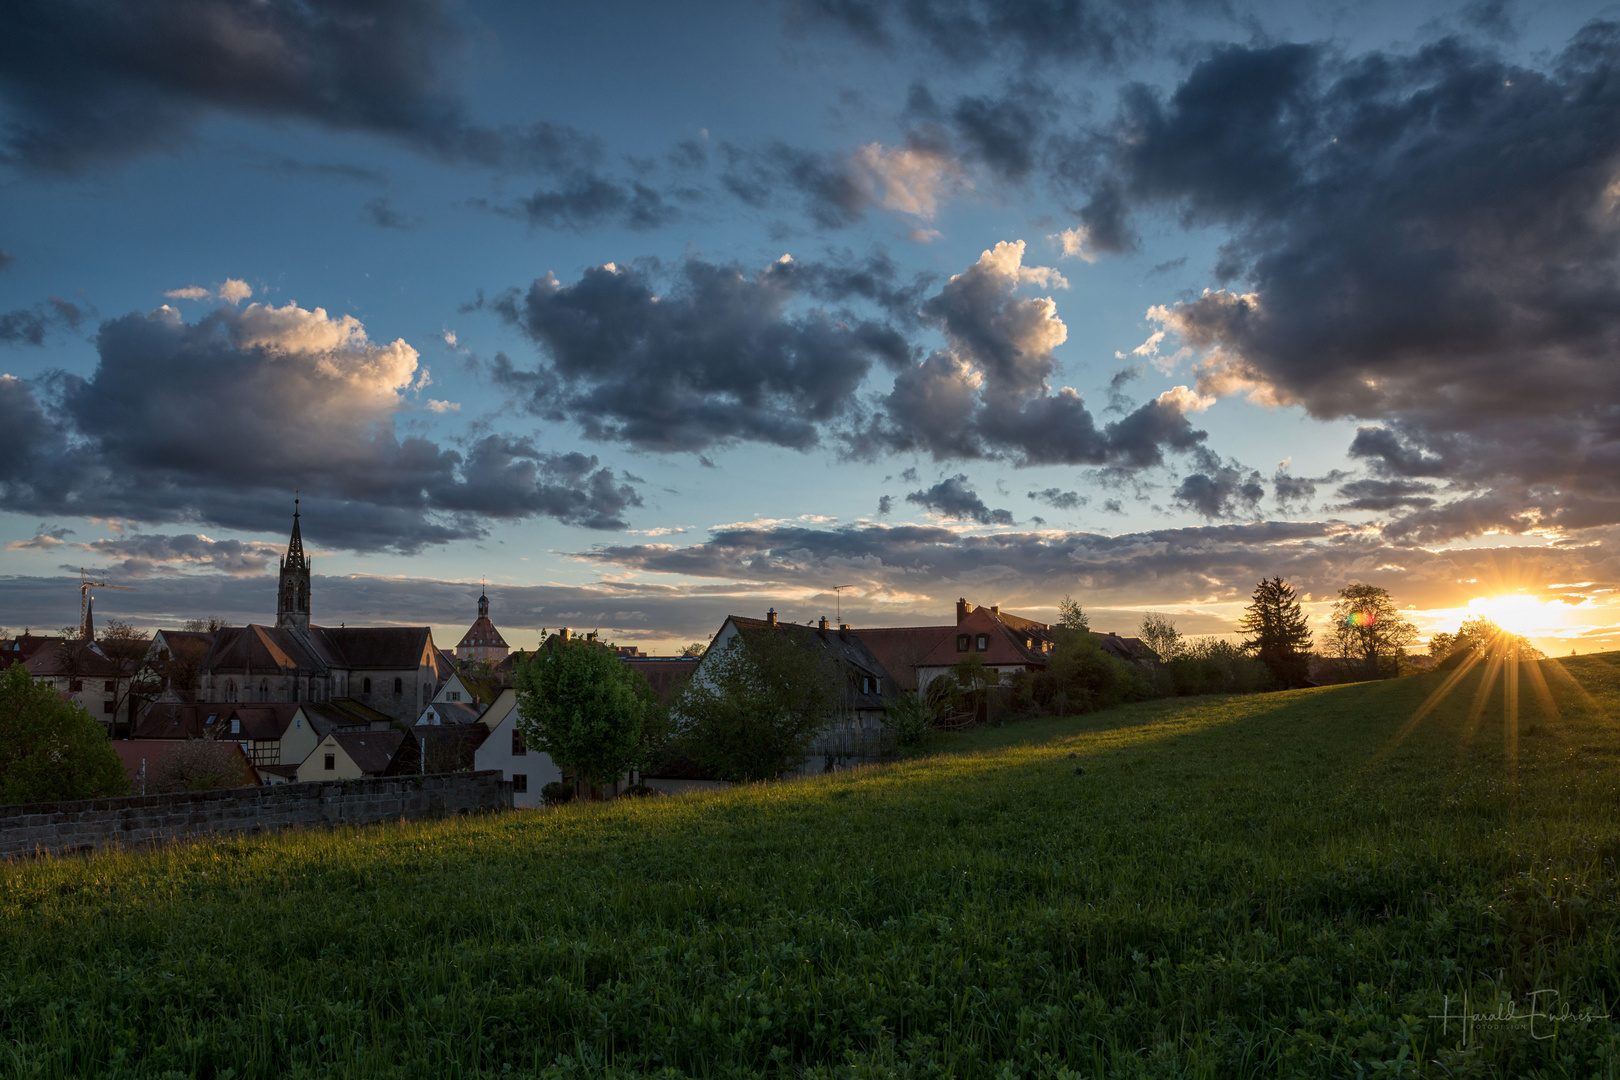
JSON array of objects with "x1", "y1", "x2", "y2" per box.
[{"x1": 277, "y1": 499, "x2": 311, "y2": 633}]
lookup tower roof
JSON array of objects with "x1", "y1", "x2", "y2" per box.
[{"x1": 284, "y1": 499, "x2": 307, "y2": 567}]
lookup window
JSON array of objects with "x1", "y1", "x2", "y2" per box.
[
  {"x1": 512, "y1": 729, "x2": 526, "y2": 756},
  {"x1": 956, "y1": 634, "x2": 969, "y2": 653},
  {"x1": 394, "y1": 678, "x2": 402, "y2": 694},
  {"x1": 69, "y1": 679, "x2": 83, "y2": 692},
  {"x1": 511, "y1": 774, "x2": 528, "y2": 793},
  {"x1": 447, "y1": 691, "x2": 461, "y2": 702},
  {"x1": 324, "y1": 753, "x2": 335, "y2": 771},
  {"x1": 103, "y1": 700, "x2": 114, "y2": 713},
  {"x1": 295, "y1": 717, "x2": 302, "y2": 729},
  {"x1": 103, "y1": 680, "x2": 116, "y2": 692},
  {"x1": 363, "y1": 677, "x2": 372, "y2": 694},
  {"x1": 976, "y1": 634, "x2": 989, "y2": 651},
  {"x1": 258, "y1": 681, "x2": 268, "y2": 702},
  {"x1": 225, "y1": 681, "x2": 236, "y2": 702}
]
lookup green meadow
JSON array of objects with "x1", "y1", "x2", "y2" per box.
[{"x1": 4, "y1": 657, "x2": 1620, "y2": 1079}]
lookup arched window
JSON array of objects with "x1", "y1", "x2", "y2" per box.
[
  {"x1": 225, "y1": 681, "x2": 237, "y2": 702},
  {"x1": 394, "y1": 677, "x2": 402, "y2": 694},
  {"x1": 363, "y1": 677, "x2": 372, "y2": 695},
  {"x1": 258, "y1": 681, "x2": 269, "y2": 702}
]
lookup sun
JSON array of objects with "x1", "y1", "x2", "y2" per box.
[{"x1": 1465, "y1": 594, "x2": 1563, "y2": 637}]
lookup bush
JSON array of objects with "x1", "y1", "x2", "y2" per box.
[
  {"x1": 0, "y1": 662, "x2": 128, "y2": 804},
  {"x1": 1164, "y1": 638, "x2": 1274, "y2": 696},
  {"x1": 882, "y1": 693, "x2": 936, "y2": 747},
  {"x1": 1018, "y1": 630, "x2": 1146, "y2": 717},
  {"x1": 620, "y1": 783, "x2": 657, "y2": 798},
  {"x1": 541, "y1": 780, "x2": 574, "y2": 806},
  {"x1": 148, "y1": 741, "x2": 253, "y2": 793}
]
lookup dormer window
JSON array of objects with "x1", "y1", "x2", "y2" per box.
[
  {"x1": 230, "y1": 717, "x2": 240, "y2": 734},
  {"x1": 956, "y1": 634, "x2": 970, "y2": 652},
  {"x1": 447, "y1": 691, "x2": 460, "y2": 702},
  {"x1": 976, "y1": 634, "x2": 989, "y2": 651}
]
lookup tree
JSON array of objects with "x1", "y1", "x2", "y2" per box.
[
  {"x1": 147, "y1": 741, "x2": 252, "y2": 794},
  {"x1": 1138, "y1": 612, "x2": 1184, "y2": 661},
  {"x1": 673, "y1": 628, "x2": 838, "y2": 782},
  {"x1": 98, "y1": 619, "x2": 161, "y2": 732},
  {"x1": 1056, "y1": 595, "x2": 1090, "y2": 632},
  {"x1": 679, "y1": 642, "x2": 707, "y2": 658},
  {"x1": 514, "y1": 638, "x2": 653, "y2": 793},
  {"x1": 1328, "y1": 583, "x2": 1418, "y2": 679},
  {"x1": 181, "y1": 616, "x2": 233, "y2": 633},
  {"x1": 0, "y1": 662, "x2": 128, "y2": 804},
  {"x1": 1448, "y1": 616, "x2": 1543, "y2": 662},
  {"x1": 1238, "y1": 577, "x2": 1313, "y2": 688},
  {"x1": 1427, "y1": 631, "x2": 1455, "y2": 661}
]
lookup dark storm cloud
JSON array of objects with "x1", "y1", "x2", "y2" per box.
[
  {"x1": 78, "y1": 533, "x2": 285, "y2": 577},
  {"x1": 905, "y1": 475, "x2": 1014, "y2": 525},
  {"x1": 1100, "y1": 24, "x2": 1620, "y2": 543},
  {"x1": 1332, "y1": 479, "x2": 1439, "y2": 513},
  {"x1": 0, "y1": 0, "x2": 603, "y2": 176},
  {"x1": 0, "y1": 297, "x2": 87, "y2": 346},
  {"x1": 0, "y1": 304, "x2": 642, "y2": 551},
  {"x1": 495, "y1": 255, "x2": 913, "y2": 452},
  {"x1": 497, "y1": 245, "x2": 1209, "y2": 472}
]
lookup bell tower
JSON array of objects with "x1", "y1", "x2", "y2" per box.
[{"x1": 277, "y1": 498, "x2": 311, "y2": 633}]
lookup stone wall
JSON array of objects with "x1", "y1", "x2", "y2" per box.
[{"x1": 0, "y1": 771, "x2": 513, "y2": 859}]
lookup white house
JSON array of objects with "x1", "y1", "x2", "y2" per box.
[{"x1": 472, "y1": 689, "x2": 560, "y2": 808}]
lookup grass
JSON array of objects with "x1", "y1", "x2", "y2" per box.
[{"x1": 3, "y1": 656, "x2": 1620, "y2": 1078}]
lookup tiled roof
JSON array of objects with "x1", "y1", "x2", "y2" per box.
[
  {"x1": 222, "y1": 704, "x2": 300, "y2": 741},
  {"x1": 298, "y1": 701, "x2": 383, "y2": 737},
  {"x1": 724, "y1": 617, "x2": 895, "y2": 711},
  {"x1": 849, "y1": 626, "x2": 953, "y2": 693},
  {"x1": 112, "y1": 739, "x2": 258, "y2": 789},
  {"x1": 317, "y1": 626, "x2": 434, "y2": 670},
  {"x1": 456, "y1": 616, "x2": 508, "y2": 650},
  {"x1": 150, "y1": 630, "x2": 216, "y2": 665},
  {"x1": 624, "y1": 657, "x2": 700, "y2": 704},
  {"x1": 918, "y1": 607, "x2": 1049, "y2": 669},
  {"x1": 21, "y1": 640, "x2": 123, "y2": 679},
  {"x1": 329, "y1": 729, "x2": 409, "y2": 775},
  {"x1": 418, "y1": 701, "x2": 486, "y2": 725},
  {"x1": 417, "y1": 724, "x2": 490, "y2": 771},
  {"x1": 133, "y1": 703, "x2": 225, "y2": 739},
  {"x1": 203, "y1": 625, "x2": 325, "y2": 674}
]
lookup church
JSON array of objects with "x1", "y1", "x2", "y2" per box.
[{"x1": 193, "y1": 504, "x2": 454, "y2": 724}]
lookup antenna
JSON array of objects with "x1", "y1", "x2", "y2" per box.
[{"x1": 832, "y1": 584, "x2": 856, "y2": 624}]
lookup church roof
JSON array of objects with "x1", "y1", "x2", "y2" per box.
[
  {"x1": 204, "y1": 625, "x2": 325, "y2": 674},
  {"x1": 457, "y1": 616, "x2": 507, "y2": 650},
  {"x1": 317, "y1": 626, "x2": 435, "y2": 670}
]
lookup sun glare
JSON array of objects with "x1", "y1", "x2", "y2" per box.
[{"x1": 1465, "y1": 594, "x2": 1570, "y2": 637}]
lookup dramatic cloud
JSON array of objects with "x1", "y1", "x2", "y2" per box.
[
  {"x1": 0, "y1": 0, "x2": 603, "y2": 176},
  {"x1": 494, "y1": 254, "x2": 913, "y2": 452},
  {"x1": 1173, "y1": 450, "x2": 1265, "y2": 520},
  {"x1": 1100, "y1": 24, "x2": 1620, "y2": 542},
  {"x1": 77, "y1": 533, "x2": 286, "y2": 577},
  {"x1": 0, "y1": 297, "x2": 87, "y2": 346},
  {"x1": 1028, "y1": 488, "x2": 1084, "y2": 510},
  {"x1": 905, "y1": 475, "x2": 1014, "y2": 525},
  {"x1": 0, "y1": 302, "x2": 641, "y2": 550}
]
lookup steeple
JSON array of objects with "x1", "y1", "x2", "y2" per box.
[
  {"x1": 478, "y1": 585, "x2": 489, "y2": 620},
  {"x1": 277, "y1": 497, "x2": 311, "y2": 633},
  {"x1": 82, "y1": 594, "x2": 94, "y2": 641}
]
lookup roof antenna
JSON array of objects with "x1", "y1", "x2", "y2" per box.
[{"x1": 832, "y1": 584, "x2": 855, "y2": 625}]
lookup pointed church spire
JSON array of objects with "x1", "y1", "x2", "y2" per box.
[
  {"x1": 277, "y1": 494, "x2": 311, "y2": 633},
  {"x1": 285, "y1": 495, "x2": 308, "y2": 569},
  {"x1": 82, "y1": 594, "x2": 94, "y2": 641}
]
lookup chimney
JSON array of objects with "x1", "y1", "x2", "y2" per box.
[
  {"x1": 766, "y1": 608, "x2": 777, "y2": 626},
  {"x1": 991, "y1": 604, "x2": 1000, "y2": 618},
  {"x1": 559, "y1": 627, "x2": 572, "y2": 642},
  {"x1": 956, "y1": 598, "x2": 971, "y2": 624},
  {"x1": 839, "y1": 623, "x2": 850, "y2": 631},
  {"x1": 818, "y1": 616, "x2": 829, "y2": 630}
]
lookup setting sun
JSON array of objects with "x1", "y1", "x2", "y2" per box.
[{"x1": 1464, "y1": 594, "x2": 1572, "y2": 637}]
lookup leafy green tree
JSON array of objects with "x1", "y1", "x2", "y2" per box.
[
  {"x1": 1448, "y1": 616, "x2": 1542, "y2": 661},
  {"x1": 1138, "y1": 612, "x2": 1184, "y2": 661},
  {"x1": 679, "y1": 642, "x2": 707, "y2": 658},
  {"x1": 514, "y1": 638, "x2": 654, "y2": 792},
  {"x1": 1328, "y1": 583, "x2": 1418, "y2": 680},
  {"x1": 673, "y1": 628, "x2": 838, "y2": 781},
  {"x1": 1056, "y1": 595, "x2": 1090, "y2": 632},
  {"x1": 0, "y1": 662, "x2": 128, "y2": 804},
  {"x1": 1427, "y1": 631, "x2": 1455, "y2": 661},
  {"x1": 1238, "y1": 577, "x2": 1314, "y2": 688}
]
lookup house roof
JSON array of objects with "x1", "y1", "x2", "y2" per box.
[
  {"x1": 317, "y1": 626, "x2": 436, "y2": 670},
  {"x1": 918, "y1": 606, "x2": 1050, "y2": 669},
  {"x1": 327, "y1": 729, "x2": 409, "y2": 775},
  {"x1": 150, "y1": 630, "x2": 216, "y2": 665},
  {"x1": 1091, "y1": 632, "x2": 1158, "y2": 663},
  {"x1": 133, "y1": 703, "x2": 225, "y2": 739},
  {"x1": 203, "y1": 625, "x2": 325, "y2": 675},
  {"x1": 457, "y1": 616, "x2": 508, "y2": 650},
  {"x1": 849, "y1": 626, "x2": 953, "y2": 693},
  {"x1": 20, "y1": 640, "x2": 123, "y2": 679},
  {"x1": 417, "y1": 723, "x2": 490, "y2": 771},
  {"x1": 111, "y1": 739, "x2": 258, "y2": 789},
  {"x1": 624, "y1": 657, "x2": 700, "y2": 704},
  {"x1": 2, "y1": 634, "x2": 63, "y2": 662},
  {"x1": 418, "y1": 701, "x2": 486, "y2": 725},
  {"x1": 223, "y1": 704, "x2": 301, "y2": 741},
  {"x1": 723, "y1": 616, "x2": 895, "y2": 712},
  {"x1": 201, "y1": 624, "x2": 442, "y2": 676}
]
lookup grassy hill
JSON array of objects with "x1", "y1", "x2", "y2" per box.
[{"x1": 4, "y1": 656, "x2": 1620, "y2": 1078}]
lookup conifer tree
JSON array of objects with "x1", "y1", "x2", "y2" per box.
[{"x1": 1238, "y1": 577, "x2": 1314, "y2": 688}]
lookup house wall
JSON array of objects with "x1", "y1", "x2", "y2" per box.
[
  {"x1": 280, "y1": 710, "x2": 321, "y2": 767},
  {"x1": 295, "y1": 739, "x2": 362, "y2": 782},
  {"x1": 0, "y1": 771, "x2": 513, "y2": 859},
  {"x1": 473, "y1": 711, "x2": 561, "y2": 809}
]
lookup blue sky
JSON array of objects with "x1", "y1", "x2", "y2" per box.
[{"x1": 3, "y1": 0, "x2": 1618, "y2": 655}]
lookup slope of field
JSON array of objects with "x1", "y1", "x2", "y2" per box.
[{"x1": 4, "y1": 657, "x2": 1620, "y2": 1078}]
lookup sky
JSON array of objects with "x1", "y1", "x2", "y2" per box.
[{"x1": 3, "y1": 0, "x2": 1620, "y2": 657}]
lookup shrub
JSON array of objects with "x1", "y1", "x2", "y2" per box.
[
  {"x1": 0, "y1": 662, "x2": 128, "y2": 804},
  {"x1": 541, "y1": 780, "x2": 574, "y2": 806},
  {"x1": 620, "y1": 783, "x2": 656, "y2": 797},
  {"x1": 1165, "y1": 637, "x2": 1274, "y2": 696},
  {"x1": 882, "y1": 692, "x2": 936, "y2": 747},
  {"x1": 148, "y1": 741, "x2": 252, "y2": 793}
]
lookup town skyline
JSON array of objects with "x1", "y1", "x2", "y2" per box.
[{"x1": 3, "y1": 0, "x2": 1617, "y2": 657}]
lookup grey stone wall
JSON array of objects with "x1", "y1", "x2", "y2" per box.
[{"x1": 0, "y1": 771, "x2": 513, "y2": 859}]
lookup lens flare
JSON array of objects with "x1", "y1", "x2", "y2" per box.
[{"x1": 1344, "y1": 611, "x2": 1378, "y2": 628}]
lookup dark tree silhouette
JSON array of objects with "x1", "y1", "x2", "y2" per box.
[{"x1": 1238, "y1": 577, "x2": 1314, "y2": 688}]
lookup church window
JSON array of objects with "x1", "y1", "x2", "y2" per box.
[
  {"x1": 258, "y1": 681, "x2": 268, "y2": 702},
  {"x1": 394, "y1": 677, "x2": 402, "y2": 694},
  {"x1": 363, "y1": 677, "x2": 372, "y2": 695},
  {"x1": 225, "y1": 681, "x2": 237, "y2": 702}
]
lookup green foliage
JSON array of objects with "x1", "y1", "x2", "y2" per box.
[
  {"x1": 1056, "y1": 593, "x2": 1089, "y2": 631},
  {"x1": 1428, "y1": 630, "x2": 1455, "y2": 660},
  {"x1": 6, "y1": 659, "x2": 1620, "y2": 1075},
  {"x1": 1137, "y1": 611, "x2": 1184, "y2": 660},
  {"x1": 1238, "y1": 576, "x2": 1313, "y2": 687},
  {"x1": 673, "y1": 628, "x2": 839, "y2": 781},
  {"x1": 1329, "y1": 582, "x2": 1420, "y2": 680},
  {"x1": 1018, "y1": 628, "x2": 1144, "y2": 716},
  {"x1": 1162, "y1": 636, "x2": 1274, "y2": 696},
  {"x1": 539, "y1": 780, "x2": 573, "y2": 806},
  {"x1": 1452, "y1": 616, "x2": 1544, "y2": 660},
  {"x1": 514, "y1": 639, "x2": 653, "y2": 789},
  {"x1": 880, "y1": 691, "x2": 936, "y2": 746},
  {"x1": 0, "y1": 662, "x2": 128, "y2": 805}
]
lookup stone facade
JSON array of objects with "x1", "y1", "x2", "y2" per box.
[{"x1": 0, "y1": 771, "x2": 512, "y2": 860}]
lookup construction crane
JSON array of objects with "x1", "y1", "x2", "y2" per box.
[{"x1": 79, "y1": 568, "x2": 137, "y2": 641}]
